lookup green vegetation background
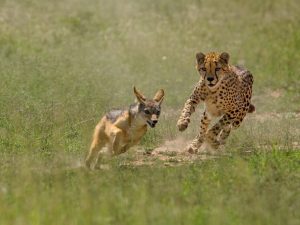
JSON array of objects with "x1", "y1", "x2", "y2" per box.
[{"x1": 0, "y1": 0, "x2": 299, "y2": 224}]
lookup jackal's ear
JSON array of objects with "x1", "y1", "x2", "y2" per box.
[
  {"x1": 196, "y1": 52, "x2": 205, "y2": 65},
  {"x1": 220, "y1": 52, "x2": 230, "y2": 64},
  {"x1": 153, "y1": 89, "x2": 164, "y2": 105},
  {"x1": 133, "y1": 86, "x2": 146, "y2": 104}
]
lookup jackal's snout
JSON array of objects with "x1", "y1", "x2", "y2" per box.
[{"x1": 147, "y1": 114, "x2": 159, "y2": 128}]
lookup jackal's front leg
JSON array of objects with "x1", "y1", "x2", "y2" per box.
[{"x1": 109, "y1": 128, "x2": 125, "y2": 155}]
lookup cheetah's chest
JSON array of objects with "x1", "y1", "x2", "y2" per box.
[{"x1": 204, "y1": 94, "x2": 223, "y2": 117}]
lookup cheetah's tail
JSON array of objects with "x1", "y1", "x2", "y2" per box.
[{"x1": 248, "y1": 104, "x2": 255, "y2": 113}]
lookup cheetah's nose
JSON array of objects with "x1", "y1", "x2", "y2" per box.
[{"x1": 207, "y1": 77, "x2": 214, "y2": 82}]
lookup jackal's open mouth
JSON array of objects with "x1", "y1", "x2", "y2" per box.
[{"x1": 147, "y1": 120, "x2": 156, "y2": 128}]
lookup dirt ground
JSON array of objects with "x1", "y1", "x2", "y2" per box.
[
  {"x1": 71, "y1": 111, "x2": 300, "y2": 170},
  {"x1": 120, "y1": 111, "x2": 300, "y2": 167}
]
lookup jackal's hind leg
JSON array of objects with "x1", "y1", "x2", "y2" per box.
[
  {"x1": 85, "y1": 125, "x2": 106, "y2": 169},
  {"x1": 93, "y1": 147, "x2": 108, "y2": 170},
  {"x1": 85, "y1": 139, "x2": 106, "y2": 169}
]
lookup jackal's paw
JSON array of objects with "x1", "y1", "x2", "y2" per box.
[{"x1": 177, "y1": 118, "x2": 190, "y2": 132}]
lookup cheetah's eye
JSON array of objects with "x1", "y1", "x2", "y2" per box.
[
  {"x1": 215, "y1": 67, "x2": 221, "y2": 71},
  {"x1": 201, "y1": 67, "x2": 206, "y2": 72}
]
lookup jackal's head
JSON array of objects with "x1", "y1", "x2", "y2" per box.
[{"x1": 133, "y1": 86, "x2": 164, "y2": 128}]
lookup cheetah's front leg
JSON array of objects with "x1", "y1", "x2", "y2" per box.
[
  {"x1": 186, "y1": 111, "x2": 211, "y2": 153},
  {"x1": 177, "y1": 85, "x2": 203, "y2": 131}
]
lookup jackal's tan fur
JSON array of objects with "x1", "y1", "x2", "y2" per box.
[{"x1": 85, "y1": 87, "x2": 164, "y2": 169}]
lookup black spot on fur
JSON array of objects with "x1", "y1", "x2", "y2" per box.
[{"x1": 234, "y1": 121, "x2": 240, "y2": 126}]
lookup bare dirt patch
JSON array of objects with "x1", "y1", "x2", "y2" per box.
[{"x1": 120, "y1": 138, "x2": 221, "y2": 167}]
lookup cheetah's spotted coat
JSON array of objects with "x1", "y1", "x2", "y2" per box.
[{"x1": 177, "y1": 52, "x2": 254, "y2": 152}]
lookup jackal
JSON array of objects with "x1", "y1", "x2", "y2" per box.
[{"x1": 85, "y1": 86, "x2": 164, "y2": 169}]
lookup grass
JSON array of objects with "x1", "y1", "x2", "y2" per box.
[
  {"x1": 0, "y1": 151, "x2": 299, "y2": 225},
  {"x1": 0, "y1": 0, "x2": 299, "y2": 224}
]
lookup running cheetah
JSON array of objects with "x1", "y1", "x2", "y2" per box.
[{"x1": 177, "y1": 52, "x2": 255, "y2": 153}]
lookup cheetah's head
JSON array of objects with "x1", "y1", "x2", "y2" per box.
[{"x1": 195, "y1": 52, "x2": 230, "y2": 88}]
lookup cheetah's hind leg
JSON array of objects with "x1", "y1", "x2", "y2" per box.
[
  {"x1": 218, "y1": 126, "x2": 231, "y2": 146},
  {"x1": 186, "y1": 111, "x2": 211, "y2": 154},
  {"x1": 205, "y1": 114, "x2": 232, "y2": 150}
]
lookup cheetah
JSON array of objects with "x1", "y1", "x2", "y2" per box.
[{"x1": 177, "y1": 52, "x2": 255, "y2": 153}]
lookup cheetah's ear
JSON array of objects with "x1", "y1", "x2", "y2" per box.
[
  {"x1": 220, "y1": 52, "x2": 230, "y2": 64},
  {"x1": 196, "y1": 52, "x2": 205, "y2": 65},
  {"x1": 133, "y1": 86, "x2": 146, "y2": 104}
]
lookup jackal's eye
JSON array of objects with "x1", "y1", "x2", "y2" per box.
[
  {"x1": 144, "y1": 109, "x2": 150, "y2": 114},
  {"x1": 156, "y1": 111, "x2": 161, "y2": 116}
]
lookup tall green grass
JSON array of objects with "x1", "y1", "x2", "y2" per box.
[{"x1": 0, "y1": 151, "x2": 299, "y2": 225}]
